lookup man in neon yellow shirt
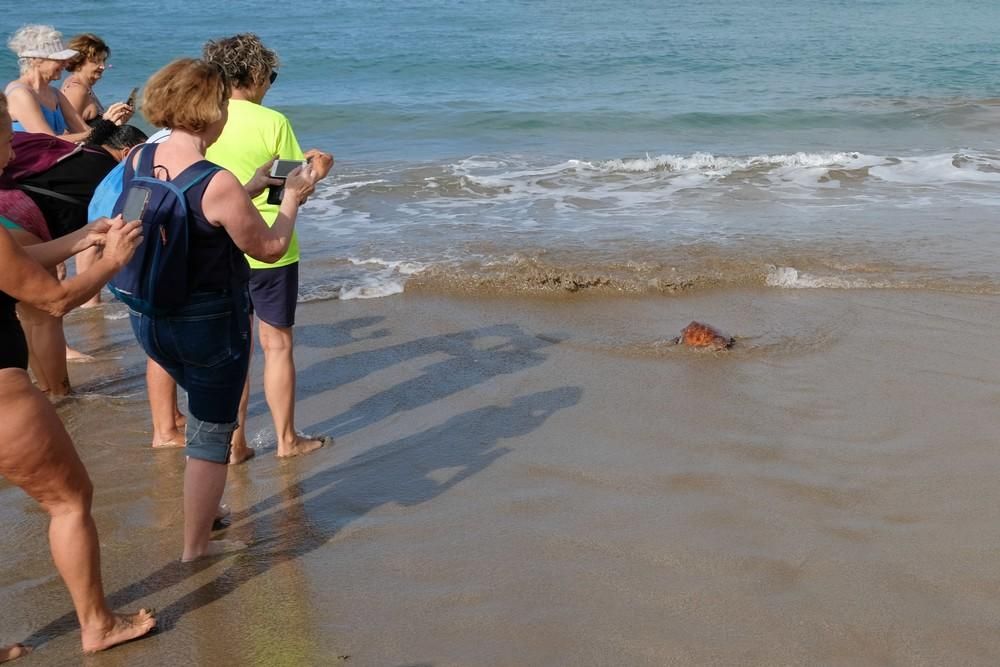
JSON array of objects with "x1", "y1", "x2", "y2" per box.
[{"x1": 204, "y1": 34, "x2": 334, "y2": 462}]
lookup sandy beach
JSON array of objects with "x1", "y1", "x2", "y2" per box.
[{"x1": 3, "y1": 287, "x2": 1000, "y2": 665}]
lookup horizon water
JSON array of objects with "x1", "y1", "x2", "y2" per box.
[{"x1": 6, "y1": 0, "x2": 1000, "y2": 301}]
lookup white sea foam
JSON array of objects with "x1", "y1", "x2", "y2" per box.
[
  {"x1": 595, "y1": 151, "x2": 868, "y2": 175},
  {"x1": 298, "y1": 285, "x2": 342, "y2": 303},
  {"x1": 307, "y1": 257, "x2": 429, "y2": 300},
  {"x1": 765, "y1": 265, "x2": 886, "y2": 290},
  {"x1": 869, "y1": 153, "x2": 1000, "y2": 184},
  {"x1": 347, "y1": 257, "x2": 427, "y2": 275},
  {"x1": 326, "y1": 179, "x2": 387, "y2": 194},
  {"x1": 340, "y1": 282, "x2": 407, "y2": 300}
]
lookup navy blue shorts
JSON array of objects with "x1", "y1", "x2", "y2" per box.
[
  {"x1": 248, "y1": 263, "x2": 299, "y2": 329},
  {"x1": 129, "y1": 290, "x2": 251, "y2": 463}
]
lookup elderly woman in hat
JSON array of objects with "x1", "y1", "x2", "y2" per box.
[{"x1": 4, "y1": 25, "x2": 130, "y2": 142}]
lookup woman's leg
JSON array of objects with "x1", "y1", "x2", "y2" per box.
[
  {"x1": 75, "y1": 246, "x2": 102, "y2": 308},
  {"x1": 155, "y1": 296, "x2": 251, "y2": 560},
  {"x1": 258, "y1": 320, "x2": 324, "y2": 458},
  {"x1": 0, "y1": 369, "x2": 155, "y2": 653},
  {"x1": 182, "y1": 456, "x2": 235, "y2": 561},
  {"x1": 16, "y1": 304, "x2": 70, "y2": 395},
  {"x1": 6, "y1": 229, "x2": 70, "y2": 394},
  {"x1": 0, "y1": 644, "x2": 30, "y2": 663},
  {"x1": 248, "y1": 264, "x2": 325, "y2": 459},
  {"x1": 228, "y1": 315, "x2": 256, "y2": 465},
  {"x1": 147, "y1": 359, "x2": 184, "y2": 448}
]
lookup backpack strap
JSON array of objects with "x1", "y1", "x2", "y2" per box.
[
  {"x1": 126, "y1": 145, "x2": 219, "y2": 193},
  {"x1": 171, "y1": 160, "x2": 221, "y2": 194},
  {"x1": 16, "y1": 183, "x2": 87, "y2": 207},
  {"x1": 136, "y1": 141, "x2": 157, "y2": 178},
  {"x1": 122, "y1": 142, "x2": 152, "y2": 187}
]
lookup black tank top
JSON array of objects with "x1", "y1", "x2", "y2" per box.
[
  {"x1": 135, "y1": 145, "x2": 250, "y2": 295},
  {"x1": 182, "y1": 163, "x2": 250, "y2": 293}
]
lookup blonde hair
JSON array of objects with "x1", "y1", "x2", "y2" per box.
[
  {"x1": 8, "y1": 24, "x2": 65, "y2": 73},
  {"x1": 202, "y1": 33, "x2": 278, "y2": 90},
  {"x1": 65, "y1": 33, "x2": 110, "y2": 72},
  {"x1": 142, "y1": 59, "x2": 231, "y2": 133}
]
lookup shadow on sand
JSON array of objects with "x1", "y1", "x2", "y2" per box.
[
  {"x1": 24, "y1": 318, "x2": 580, "y2": 653},
  {"x1": 246, "y1": 321, "x2": 564, "y2": 444}
]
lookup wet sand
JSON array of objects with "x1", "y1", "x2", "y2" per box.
[{"x1": 3, "y1": 288, "x2": 1000, "y2": 665}]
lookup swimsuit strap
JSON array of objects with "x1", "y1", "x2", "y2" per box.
[
  {"x1": 5, "y1": 82, "x2": 59, "y2": 110},
  {"x1": 4, "y1": 82, "x2": 31, "y2": 95}
]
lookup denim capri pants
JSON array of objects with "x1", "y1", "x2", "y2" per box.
[{"x1": 129, "y1": 290, "x2": 251, "y2": 463}]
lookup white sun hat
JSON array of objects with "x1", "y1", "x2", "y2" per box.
[{"x1": 9, "y1": 25, "x2": 78, "y2": 61}]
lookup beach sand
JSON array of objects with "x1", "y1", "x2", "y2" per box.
[{"x1": 3, "y1": 288, "x2": 1000, "y2": 665}]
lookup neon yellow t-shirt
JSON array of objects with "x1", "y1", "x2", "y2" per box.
[{"x1": 206, "y1": 99, "x2": 303, "y2": 269}]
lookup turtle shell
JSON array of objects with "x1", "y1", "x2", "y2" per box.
[{"x1": 676, "y1": 321, "x2": 734, "y2": 350}]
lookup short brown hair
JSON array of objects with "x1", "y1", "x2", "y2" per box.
[
  {"x1": 65, "y1": 33, "x2": 109, "y2": 72},
  {"x1": 0, "y1": 92, "x2": 7, "y2": 117},
  {"x1": 202, "y1": 33, "x2": 278, "y2": 90},
  {"x1": 142, "y1": 59, "x2": 230, "y2": 133}
]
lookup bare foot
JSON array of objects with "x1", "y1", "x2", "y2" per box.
[
  {"x1": 277, "y1": 434, "x2": 330, "y2": 459},
  {"x1": 79, "y1": 295, "x2": 102, "y2": 309},
  {"x1": 151, "y1": 429, "x2": 185, "y2": 449},
  {"x1": 81, "y1": 610, "x2": 156, "y2": 654},
  {"x1": 46, "y1": 376, "x2": 72, "y2": 398},
  {"x1": 228, "y1": 445, "x2": 256, "y2": 465},
  {"x1": 0, "y1": 644, "x2": 30, "y2": 662},
  {"x1": 181, "y1": 538, "x2": 247, "y2": 562},
  {"x1": 65, "y1": 347, "x2": 96, "y2": 363},
  {"x1": 213, "y1": 503, "x2": 232, "y2": 530}
]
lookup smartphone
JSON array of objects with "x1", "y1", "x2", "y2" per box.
[
  {"x1": 269, "y1": 159, "x2": 305, "y2": 179},
  {"x1": 125, "y1": 87, "x2": 139, "y2": 108},
  {"x1": 121, "y1": 185, "x2": 151, "y2": 222},
  {"x1": 266, "y1": 184, "x2": 285, "y2": 205}
]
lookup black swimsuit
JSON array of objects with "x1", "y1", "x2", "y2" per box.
[{"x1": 0, "y1": 291, "x2": 28, "y2": 370}]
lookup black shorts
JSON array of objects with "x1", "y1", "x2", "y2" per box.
[{"x1": 248, "y1": 263, "x2": 299, "y2": 328}]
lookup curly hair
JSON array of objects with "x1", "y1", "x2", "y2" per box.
[
  {"x1": 142, "y1": 59, "x2": 231, "y2": 134},
  {"x1": 65, "y1": 33, "x2": 110, "y2": 72},
  {"x1": 202, "y1": 33, "x2": 279, "y2": 90}
]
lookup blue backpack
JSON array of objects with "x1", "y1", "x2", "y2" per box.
[{"x1": 108, "y1": 144, "x2": 221, "y2": 316}]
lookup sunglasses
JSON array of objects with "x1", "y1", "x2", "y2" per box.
[{"x1": 269, "y1": 70, "x2": 278, "y2": 85}]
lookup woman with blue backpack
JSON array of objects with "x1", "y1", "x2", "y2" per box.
[{"x1": 115, "y1": 58, "x2": 318, "y2": 562}]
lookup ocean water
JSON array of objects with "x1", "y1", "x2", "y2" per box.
[{"x1": 6, "y1": 1, "x2": 1000, "y2": 299}]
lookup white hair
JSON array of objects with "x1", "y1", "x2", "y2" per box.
[{"x1": 8, "y1": 24, "x2": 64, "y2": 73}]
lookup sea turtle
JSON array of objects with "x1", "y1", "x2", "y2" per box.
[{"x1": 674, "y1": 321, "x2": 734, "y2": 350}]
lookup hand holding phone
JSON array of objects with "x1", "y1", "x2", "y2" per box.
[
  {"x1": 266, "y1": 159, "x2": 307, "y2": 204},
  {"x1": 125, "y1": 87, "x2": 139, "y2": 108}
]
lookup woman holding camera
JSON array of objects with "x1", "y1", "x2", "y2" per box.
[
  {"x1": 203, "y1": 33, "x2": 333, "y2": 464},
  {"x1": 127, "y1": 58, "x2": 316, "y2": 561},
  {"x1": 0, "y1": 91, "x2": 155, "y2": 660},
  {"x1": 61, "y1": 34, "x2": 124, "y2": 123}
]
